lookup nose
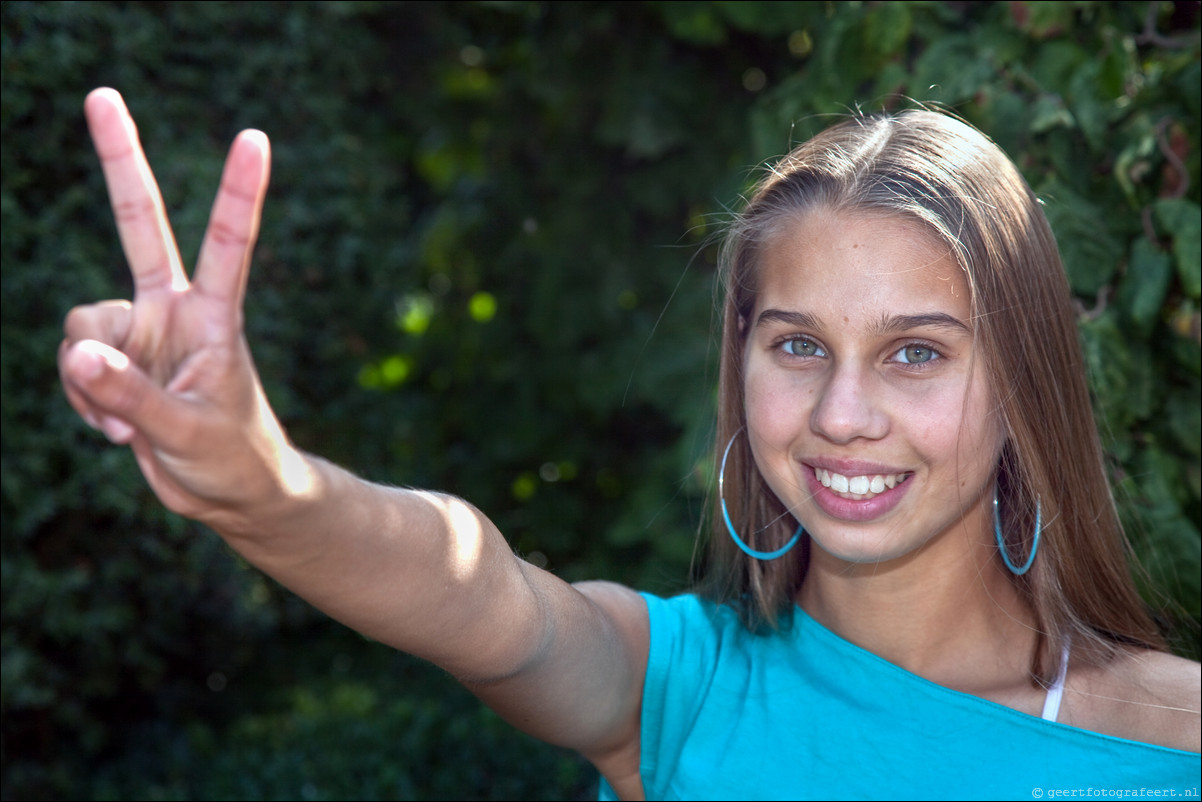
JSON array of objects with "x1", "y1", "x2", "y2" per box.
[{"x1": 809, "y1": 360, "x2": 889, "y2": 444}]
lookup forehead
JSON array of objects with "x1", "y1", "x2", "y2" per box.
[{"x1": 753, "y1": 210, "x2": 971, "y2": 325}]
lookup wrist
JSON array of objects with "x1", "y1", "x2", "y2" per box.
[{"x1": 202, "y1": 443, "x2": 328, "y2": 544}]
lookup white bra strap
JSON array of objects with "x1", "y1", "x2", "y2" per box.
[{"x1": 1040, "y1": 641, "x2": 1071, "y2": 723}]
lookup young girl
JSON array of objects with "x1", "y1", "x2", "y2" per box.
[{"x1": 60, "y1": 88, "x2": 1198, "y2": 799}]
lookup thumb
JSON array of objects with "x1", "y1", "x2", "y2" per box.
[{"x1": 62, "y1": 340, "x2": 171, "y2": 445}]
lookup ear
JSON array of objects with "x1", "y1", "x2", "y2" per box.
[{"x1": 738, "y1": 314, "x2": 748, "y2": 336}]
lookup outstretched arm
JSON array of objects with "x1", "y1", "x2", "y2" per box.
[{"x1": 58, "y1": 89, "x2": 647, "y2": 792}]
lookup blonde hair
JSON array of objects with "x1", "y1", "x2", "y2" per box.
[{"x1": 703, "y1": 109, "x2": 1166, "y2": 681}]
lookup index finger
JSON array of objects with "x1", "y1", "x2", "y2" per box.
[{"x1": 85, "y1": 88, "x2": 187, "y2": 295}]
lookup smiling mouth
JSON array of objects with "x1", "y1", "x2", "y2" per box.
[{"x1": 814, "y1": 468, "x2": 911, "y2": 501}]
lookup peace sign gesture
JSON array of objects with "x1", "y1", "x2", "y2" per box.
[{"x1": 59, "y1": 89, "x2": 297, "y2": 532}]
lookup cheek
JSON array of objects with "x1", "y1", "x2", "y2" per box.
[
  {"x1": 907, "y1": 378, "x2": 1001, "y2": 463},
  {"x1": 743, "y1": 368, "x2": 815, "y2": 440},
  {"x1": 946, "y1": 387, "x2": 1004, "y2": 475}
]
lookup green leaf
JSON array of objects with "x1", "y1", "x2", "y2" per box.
[
  {"x1": 1079, "y1": 311, "x2": 1155, "y2": 440},
  {"x1": 1019, "y1": 0, "x2": 1076, "y2": 39},
  {"x1": 909, "y1": 35, "x2": 992, "y2": 106},
  {"x1": 1029, "y1": 40, "x2": 1086, "y2": 91},
  {"x1": 1039, "y1": 178, "x2": 1120, "y2": 296},
  {"x1": 715, "y1": 0, "x2": 822, "y2": 36},
  {"x1": 1166, "y1": 390, "x2": 1202, "y2": 459},
  {"x1": 657, "y1": 1, "x2": 727, "y2": 45},
  {"x1": 1125, "y1": 448, "x2": 1202, "y2": 621},
  {"x1": 1067, "y1": 59, "x2": 1107, "y2": 150},
  {"x1": 1115, "y1": 237, "x2": 1172, "y2": 338},
  {"x1": 863, "y1": 1, "x2": 912, "y2": 59},
  {"x1": 1029, "y1": 94, "x2": 1074, "y2": 134},
  {"x1": 1154, "y1": 199, "x2": 1202, "y2": 300},
  {"x1": 1112, "y1": 125, "x2": 1158, "y2": 209}
]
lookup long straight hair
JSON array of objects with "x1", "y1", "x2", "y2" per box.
[{"x1": 701, "y1": 109, "x2": 1166, "y2": 682}]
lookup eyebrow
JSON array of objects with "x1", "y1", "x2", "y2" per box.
[
  {"x1": 873, "y1": 312, "x2": 970, "y2": 335},
  {"x1": 755, "y1": 309, "x2": 970, "y2": 335},
  {"x1": 755, "y1": 309, "x2": 822, "y2": 330}
]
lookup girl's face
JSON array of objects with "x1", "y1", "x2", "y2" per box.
[{"x1": 742, "y1": 210, "x2": 1003, "y2": 570}]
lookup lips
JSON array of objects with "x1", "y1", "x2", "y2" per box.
[{"x1": 802, "y1": 462, "x2": 913, "y2": 522}]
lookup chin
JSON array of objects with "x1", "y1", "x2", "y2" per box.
[{"x1": 803, "y1": 521, "x2": 934, "y2": 568}]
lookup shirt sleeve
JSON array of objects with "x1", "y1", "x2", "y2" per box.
[{"x1": 637, "y1": 593, "x2": 734, "y2": 799}]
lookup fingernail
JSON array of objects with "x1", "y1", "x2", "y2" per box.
[{"x1": 100, "y1": 416, "x2": 135, "y2": 444}]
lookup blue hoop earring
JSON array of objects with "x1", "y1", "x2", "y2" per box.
[
  {"x1": 993, "y1": 484, "x2": 1042, "y2": 576},
  {"x1": 719, "y1": 427, "x2": 803, "y2": 561}
]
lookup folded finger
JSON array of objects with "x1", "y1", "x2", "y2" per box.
[
  {"x1": 63, "y1": 299, "x2": 134, "y2": 347},
  {"x1": 85, "y1": 88, "x2": 187, "y2": 297},
  {"x1": 192, "y1": 129, "x2": 271, "y2": 326},
  {"x1": 59, "y1": 339, "x2": 104, "y2": 430},
  {"x1": 60, "y1": 339, "x2": 178, "y2": 446}
]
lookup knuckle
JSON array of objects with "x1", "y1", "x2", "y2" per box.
[
  {"x1": 207, "y1": 219, "x2": 250, "y2": 250},
  {"x1": 220, "y1": 175, "x2": 259, "y2": 205},
  {"x1": 111, "y1": 195, "x2": 160, "y2": 225}
]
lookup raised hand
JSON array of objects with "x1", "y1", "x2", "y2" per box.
[{"x1": 59, "y1": 88, "x2": 302, "y2": 532}]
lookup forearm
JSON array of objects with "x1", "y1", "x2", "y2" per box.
[{"x1": 213, "y1": 449, "x2": 545, "y2": 678}]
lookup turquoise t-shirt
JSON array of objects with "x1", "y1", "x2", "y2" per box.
[{"x1": 600, "y1": 593, "x2": 1198, "y2": 800}]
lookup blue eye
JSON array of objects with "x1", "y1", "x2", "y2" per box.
[
  {"x1": 894, "y1": 344, "x2": 938, "y2": 364},
  {"x1": 783, "y1": 338, "x2": 825, "y2": 357}
]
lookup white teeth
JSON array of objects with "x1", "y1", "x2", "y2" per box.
[{"x1": 815, "y1": 468, "x2": 907, "y2": 500}]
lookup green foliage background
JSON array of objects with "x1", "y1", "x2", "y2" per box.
[{"x1": 2, "y1": 1, "x2": 1198, "y2": 798}]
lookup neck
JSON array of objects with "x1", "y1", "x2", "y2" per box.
[{"x1": 797, "y1": 515, "x2": 1038, "y2": 694}]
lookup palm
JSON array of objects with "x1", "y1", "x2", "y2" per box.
[{"x1": 59, "y1": 89, "x2": 281, "y2": 524}]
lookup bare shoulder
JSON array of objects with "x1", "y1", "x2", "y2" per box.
[{"x1": 1064, "y1": 647, "x2": 1201, "y2": 753}]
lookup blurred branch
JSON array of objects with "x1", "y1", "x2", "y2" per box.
[{"x1": 1134, "y1": 1, "x2": 1201, "y2": 49}]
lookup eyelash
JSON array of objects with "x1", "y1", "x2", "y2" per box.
[{"x1": 774, "y1": 336, "x2": 944, "y2": 368}]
